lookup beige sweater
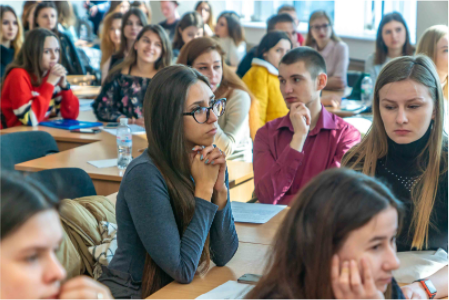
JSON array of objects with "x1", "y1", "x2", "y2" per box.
[{"x1": 215, "y1": 88, "x2": 252, "y2": 160}]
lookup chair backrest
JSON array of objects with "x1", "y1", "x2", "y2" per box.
[
  {"x1": 347, "y1": 71, "x2": 369, "y2": 100},
  {"x1": 0, "y1": 131, "x2": 59, "y2": 171},
  {"x1": 28, "y1": 168, "x2": 97, "y2": 199}
]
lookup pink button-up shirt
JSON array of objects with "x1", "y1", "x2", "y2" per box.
[{"x1": 253, "y1": 105, "x2": 361, "y2": 205}]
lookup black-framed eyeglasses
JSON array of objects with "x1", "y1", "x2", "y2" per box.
[
  {"x1": 183, "y1": 98, "x2": 226, "y2": 124},
  {"x1": 311, "y1": 24, "x2": 330, "y2": 32}
]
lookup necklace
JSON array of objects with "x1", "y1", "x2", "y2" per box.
[{"x1": 378, "y1": 160, "x2": 422, "y2": 192}]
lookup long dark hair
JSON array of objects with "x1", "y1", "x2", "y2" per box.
[
  {"x1": 247, "y1": 168, "x2": 403, "y2": 299},
  {"x1": 140, "y1": 65, "x2": 211, "y2": 297},
  {"x1": 256, "y1": 31, "x2": 292, "y2": 60},
  {"x1": 3, "y1": 28, "x2": 60, "y2": 87},
  {"x1": 216, "y1": 11, "x2": 244, "y2": 46},
  {"x1": 33, "y1": 1, "x2": 58, "y2": 34},
  {"x1": 374, "y1": 12, "x2": 415, "y2": 65},
  {"x1": 108, "y1": 24, "x2": 172, "y2": 82},
  {"x1": 116, "y1": 8, "x2": 148, "y2": 59},
  {"x1": 1, "y1": 172, "x2": 59, "y2": 240},
  {"x1": 172, "y1": 11, "x2": 204, "y2": 50}
]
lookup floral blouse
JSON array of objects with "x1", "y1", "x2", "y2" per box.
[{"x1": 93, "y1": 72, "x2": 151, "y2": 122}]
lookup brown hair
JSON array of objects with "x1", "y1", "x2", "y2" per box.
[
  {"x1": 277, "y1": 4, "x2": 296, "y2": 14},
  {"x1": 305, "y1": 10, "x2": 341, "y2": 48},
  {"x1": 22, "y1": 1, "x2": 38, "y2": 31},
  {"x1": 342, "y1": 55, "x2": 448, "y2": 250},
  {"x1": 195, "y1": 1, "x2": 215, "y2": 33},
  {"x1": 33, "y1": 1, "x2": 58, "y2": 35},
  {"x1": 100, "y1": 12, "x2": 123, "y2": 68},
  {"x1": 177, "y1": 37, "x2": 261, "y2": 139},
  {"x1": 108, "y1": 24, "x2": 172, "y2": 82},
  {"x1": 0, "y1": 5, "x2": 23, "y2": 57},
  {"x1": 141, "y1": 65, "x2": 211, "y2": 297},
  {"x1": 247, "y1": 168, "x2": 403, "y2": 299},
  {"x1": 54, "y1": 1, "x2": 75, "y2": 28},
  {"x1": 374, "y1": 12, "x2": 415, "y2": 65},
  {"x1": 416, "y1": 25, "x2": 449, "y2": 100},
  {"x1": 3, "y1": 28, "x2": 60, "y2": 87},
  {"x1": 172, "y1": 11, "x2": 204, "y2": 50},
  {"x1": 116, "y1": 8, "x2": 148, "y2": 59},
  {"x1": 130, "y1": 1, "x2": 152, "y2": 23},
  {"x1": 107, "y1": 0, "x2": 129, "y2": 15},
  {"x1": 217, "y1": 11, "x2": 245, "y2": 46}
]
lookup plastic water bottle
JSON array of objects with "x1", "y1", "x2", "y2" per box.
[
  {"x1": 361, "y1": 76, "x2": 373, "y2": 107},
  {"x1": 116, "y1": 118, "x2": 132, "y2": 169}
]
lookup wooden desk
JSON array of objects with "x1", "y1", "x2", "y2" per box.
[
  {"x1": 148, "y1": 242, "x2": 271, "y2": 299},
  {"x1": 322, "y1": 90, "x2": 369, "y2": 118},
  {"x1": 71, "y1": 85, "x2": 101, "y2": 99}
]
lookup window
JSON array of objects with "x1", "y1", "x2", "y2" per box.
[{"x1": 232, "y1": 1, "x2": 417, "y2": 43}]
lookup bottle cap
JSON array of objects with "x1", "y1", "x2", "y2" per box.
[{"x1": 120, "y1": 118, "x2": 128, "y2": 126}]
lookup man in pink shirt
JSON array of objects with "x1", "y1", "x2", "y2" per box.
[{"x1": 253, "y1": 47, "x2": 361, "y2": 205}]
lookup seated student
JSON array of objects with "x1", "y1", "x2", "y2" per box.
[
  {"x1": 365, "y1": 12, "x2": 414, "y2": 85},
  {"x1": 247, "y1": 168, "x2": 405, "y2": 299},
  {"x1": 306, "y1": 10, "x2": 349, "y2": 91},
  {"x1": 416, "y1": 25, "x2": 448, "y2": 101},
  {"x1": 253, "y1": 47, "x2": 361, "y2": 205},
  {"x1": 343, "y1": 55, "x2": 448, "y2": 299},
  {"x1": 54, "y1": 1, "x2": 79, "y2": 46},
  {"x1": 98, "y1": 65, "x2": 238, "y2": 298},
  {"x1": 93, "y1": 25, "x2": 172, "y2": 125},
  {"x1": 106, "y1": 0, "x2": 130, "y2": 15},
  {"x1": 214, "y1": 11, "x2": 246, "y2": 68},
  {"x1": 100, "y1": 12, "x2": 123, "y2": 84},
  {"x1": 172, "y1": 12, "x2": 204, "y2": 62},
  {"x1": 243, "y1": 31, "x2": 291, "y2": 127},
  {"x1": 1, "y1": 5, "x2": 23, "y2": 78},
  {"x1": 0, "y1": 172, "x2": 113, "y2": 299},
  {"x1": 131, "y1": 1, "x2": 152, "y2": 24},
  {"x1": 277, "y1": 4, "x2": 304, "y2": 46},
  {"x1": 22, "y1": 1, "x2": 37, "y2": 33},
  {"x1": 177, "y1": 37, "x2": 256, "y2": 159},
  {"x1": 237, "y1": 13, "x2": 298, "y2": 79},
  {"x1": 195, "y1": 1, "x2": 215, "y2": 37},
  {"x1": 105, "y1": 8, "x2": 147, "y2": 79},
  {"x1": 33, "y1": 2, "x2": 85, "y2": 75},
  {"x1": 159, "y1": 1, "x2": 180, "y2": 42},
  {"x1": 1, "y1": 28, "x2": 79, "y2": 128}
]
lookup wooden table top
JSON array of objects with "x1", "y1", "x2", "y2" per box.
[{"x1": 71, "y1": 85, "x2": 101, "y2": 99}]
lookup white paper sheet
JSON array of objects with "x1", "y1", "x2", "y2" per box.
[
  {"x1": 79, "y1": 99, "x2": 94, "y2": 111},
  {"x1": 231, "y1": 202, "x2": 287, "y2": 224},
  {"x1": 87, "y1": 159, "x2": 117, "y2": 168},
  {"x1": 196, "y1": 281, "x2": 254, "y2": 299},
  {"x1": 101, "y1": 124, "x2": 146, "y2": 136}
]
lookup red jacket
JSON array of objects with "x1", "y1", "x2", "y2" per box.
[{"x1": 1, "y1": 68, "x2": 79, "y2": 128}]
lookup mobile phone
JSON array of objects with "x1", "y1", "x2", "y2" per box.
[
  {"x1": 237, "y1": 274, "x2": 261, "y2": 285},
  {"x1": 105, "y1": 123, "x2": 119, "y2": 128},
  {"x1": 70, "y1": 128, "x2": 101, "y2": 134}
]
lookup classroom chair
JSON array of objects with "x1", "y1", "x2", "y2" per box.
[
  {"x1": 0, "y1": 131, "x2": 59, "y2": 171},
  {"x1": 27, "y1": 168, "x2": 97, "y2": 199},
  {"x1": 346, "y1": 71, "x2": 369, "y2": 100}
]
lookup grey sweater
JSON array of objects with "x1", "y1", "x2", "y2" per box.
[{"x1": 99, "y1": 151, "x2": 239, "y2": 298}]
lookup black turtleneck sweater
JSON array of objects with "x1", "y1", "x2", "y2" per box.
[
  {"x1": 375, "y1": 127, "x2": 448, "y2": 252},
  {"x1": 1, "y1": 45, "x2": 15, "y2": 78}
]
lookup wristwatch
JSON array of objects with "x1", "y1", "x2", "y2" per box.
[
  {"x1": 60, "y1": 81, "x2": 71, "y2": 91},
  {"x1": 414, "y1": 278, "x2": 437, "y2": 299}
]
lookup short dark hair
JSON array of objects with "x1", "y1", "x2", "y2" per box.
[
  {"x1": 280, "y1": 47, "x2": 327, "y2": 79},
  {"x1": 277, "y1": 4, "x2": 296, "y2": 14},
  {"x1": 256, "y1": 31, "x2": 292, "y2": 60},
  {"x1": 267, "y1": 13, "x2": 295, "y2": 32}
]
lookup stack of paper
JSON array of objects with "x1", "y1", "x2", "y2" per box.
[
  {"x1": 87, "y1": 159, "x2": 117, "y2": 168},
  {"x1": 196, "y1": 281, "x2": 254, "y2": 299},
  {"x1": 79, "y1": 99, "x2": 94, "y2": 111},
  {"x1": 231, "y1": 202, "x2": 287, "y2": 224}
]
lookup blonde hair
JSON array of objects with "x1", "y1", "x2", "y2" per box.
[
  {"x1": 100, "y1": 12, "x2": 123, "y2": 69},
  {"x1": 305, "y1": 10, "x2": 340, "y2": 47},
  {"x1": 0, "y1": 5, "x2": 24, "y2": 58},
  {"x1": 195, "y1": 1, "x2": 215, "y2": 32},
  {"x1": 416, "y1": 25, "x2": 449, "y2": 100},
  {"x1": 342, "y1": 55, "x2": 448, "y2": 250}
]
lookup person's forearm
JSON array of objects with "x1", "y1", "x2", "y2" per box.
[
  {"x1": 430, "y1": 265, "x2": 448, "y2": 299},
  {"x1": 290, "y1": 133, "x2": 306, "y2": 152},
  {"x1": 324, "y1": 76, "x2": 345, "y2": 90}
]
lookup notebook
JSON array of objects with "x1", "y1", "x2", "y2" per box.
[{"x1": 39, "y1": 119, "x2": 103, "y2": 130}]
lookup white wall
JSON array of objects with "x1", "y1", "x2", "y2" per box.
[{"x1": 9, "y1": 1, "x2": 449, "y2": 61}]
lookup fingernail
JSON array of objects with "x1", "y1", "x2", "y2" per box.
[
  {"x1": 200, "y1": 154, "x2": 203, "y2": 160},
  {"x1": 192, "y1": 147, "x2": 196, "y2": 151},
  {"x1": 205, "y1": 159, "x2": 209, "y2": 164},
  {"x1": 211, "y1": 161, "x2": 215, "y2": 165}
]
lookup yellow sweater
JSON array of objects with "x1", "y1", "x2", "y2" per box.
[{"x1": 243, "y1": 58, "x2": 289, "y2": 126}]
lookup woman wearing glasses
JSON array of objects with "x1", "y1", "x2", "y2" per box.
[
  {"x1": 177, "y1": 37, "x2": 256, "y2": 161},
  {"x1": 98, "y1": 65, "x2": 238, "y2": 298},
  {"x1": 305, "y1": 10, "x2": 349, "y2": 91}
]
